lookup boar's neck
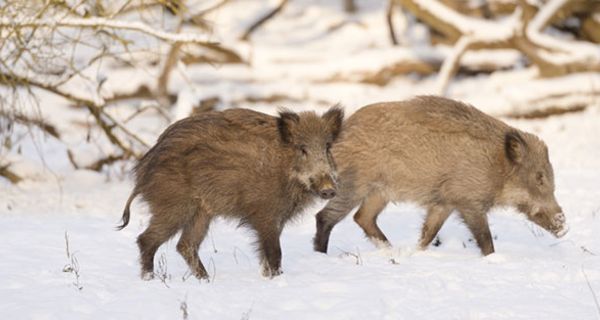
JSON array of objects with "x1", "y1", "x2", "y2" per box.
[{"x1": 284, "y1": 171, "x2": 315, "y2": 218}]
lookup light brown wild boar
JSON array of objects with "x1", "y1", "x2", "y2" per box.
[
  {"x1": 118, "y1": 106, "x2": 344, "y2": 279},
  {"x1": 314, "y1": 96, "x2": 567, "y2": 256}
]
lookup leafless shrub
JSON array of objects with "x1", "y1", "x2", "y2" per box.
[{"x1": 0, "y1": 0, "x2": 240, "y2": 178}]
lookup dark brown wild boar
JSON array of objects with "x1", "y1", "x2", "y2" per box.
[
  {"x1": 118, "y1": 106, "x2": 343, "y2": 279},
  {"x1": 314, "y1": 96, "x2": 567, "y2": 256}
]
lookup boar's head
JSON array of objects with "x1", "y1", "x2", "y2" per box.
[
  {"x1": 500, "y1": 131, "x2": 568, "y2": 238},
  {"x1": 278, "y1": 106, "x2": 344, "y2": 199}
]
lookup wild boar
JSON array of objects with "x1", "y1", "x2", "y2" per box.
[
  {"x1": 118, "y1": 106, "x2": 343, "y2": 279},
  {"x1": 313, "y1": 96, "x2": 567, "y2": 256}
]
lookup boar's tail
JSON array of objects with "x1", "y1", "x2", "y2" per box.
[{"x1": 116, "y1": 189, "x2": 139, "y2": 231}]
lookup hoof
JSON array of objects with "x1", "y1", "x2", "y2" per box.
[
  {"x1": 260, "y1": 261, "x2": 283, "y2": 278},
  {"x1": 195, "y1": 272, "x2": 210, "y2": 282},
  {"x1": 262, "y1": 268, "x2": 283, "y2": 278},
  {"x1": 141, "y1": 271, "x2": 155, "y2": 281}
]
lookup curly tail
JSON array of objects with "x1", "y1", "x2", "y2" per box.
[{"x1": 116, "y1": 189, "x2": 139, "y2": 230}]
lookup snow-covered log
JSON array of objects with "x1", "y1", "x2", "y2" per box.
[{"x1": 397, "y1": 0, "x2": 600, "y2": 95}]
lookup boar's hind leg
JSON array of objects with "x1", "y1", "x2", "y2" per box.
[
  {"x1": 314, "y1": 195, "x2": 361, "y2": 253},
  {"x1": 353, "y1": 192, "x2": 390, "y2": 248},
  {"x1": 419, "y1": 205, "x2": 452, "y2": 250},
  {"x1": 137, "y1": 215, "x2": 181, "y2": 280},
  {"x1": 254, "y1": 222, "x2": 283, "y2": 278},
  {"x1": 176, "y1": 212, "x2": 211, "y2": 280},
  {"x1": 458, "y1": 207, "x2": 495, "y2": 255}
]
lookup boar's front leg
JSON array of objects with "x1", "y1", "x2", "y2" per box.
[
  {"x1": 314, "y1": 193, "x2": 361, "y2": 253},
  {"x1": 254, "y1": 221, "x2": 284, "y2": 278},
  {"x1": 353, "y1": 192, "x2": 390, "y2": 248},
  {"x1": 419, "y1": 204, "x2": 452, "y2": 250},
  {"x1": 458, "y1": 205, "x2": 495, "y2": 255}
]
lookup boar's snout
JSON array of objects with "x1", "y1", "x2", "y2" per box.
[
  {"x1": 530, "y1": 206, "x2": 568, "y2": 238},
  {"x1": 311, "y1": 174, "x2": 337, "y2": 200},
  {"x1": 319, "y1": 188, "x2": 336, "y2": 200},
  {"x1": 552, "y1": 212, "x2": 569, "y2": 238}
]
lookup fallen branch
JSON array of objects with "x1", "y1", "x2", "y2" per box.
[
  {"x1": 503, "y1": 91, "x2": 598, "y2": 119},
  {"x1": 398, "y1": 0, "x2": 600, "y2": 95},
  {"x1": 505, "y1": 104, "x2": 587, "y2": 119}
]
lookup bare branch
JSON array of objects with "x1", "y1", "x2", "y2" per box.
[
  {"x1": 0, "y1": 109, "x2": 60, "y2": 138},
  {"x1": 0, "y1": 17, "x2": 218, "y2": 47},
  {"x1": 0, "y1": 72, "x2": 150, "y2": 155},
  {"x1": 240, "y1": 0, "x2": 289, "y2": 41},
  {"x1": 386, "y1": 0, "x2": 399, "y2": 46}
]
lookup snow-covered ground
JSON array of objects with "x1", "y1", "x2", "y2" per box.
[{"x1": 1, "y1": 1, "x2": 600, "y2": 319}]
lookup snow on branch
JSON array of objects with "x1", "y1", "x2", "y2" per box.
[
  {"x1": 525, "y1": 0, "x2": 600, "y2": 66},
  {"x1": 399, "y1": 0, "x2": 600, "y2": 95},
  {"x1": 0, "y1": 17, "x2": 219, "y2": 47}
]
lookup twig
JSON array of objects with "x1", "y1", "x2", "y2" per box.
[
  {"x1": 386, "y1": 0, "x2": 399, "y2": 46},
  {"x1": 0, "y1": 17, "x2": 218, "y2": 47},
  {"x1": 180, "y1": 295, "x2": 189, "y2": 320},
  {"x1": 193, "y1": 0, "x2": 232, "y2": 17},
  {"x1": 240, "y1": 0, "x2": 289, "y2": 41},
  {"x1": 582, "y1": 265, "x2": 600, "y2": 318},
  {"x1": 157, "y1": 41, "x2": 183, "y2": 107},
  {"x1": 0, "y1": 109, "x2": 60, "y2": 139},
  {"x1": 1, "y1": 72, "x2": 150, "y2": 155},
  {"x1": 85, "y1": 153, "x2": 129, "y2": 171},
  {"x1": 581, "y1": 246, "x2": 597, "y2": 256}
]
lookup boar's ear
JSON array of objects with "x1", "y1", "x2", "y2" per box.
[
  {"x1": 277, "y1": 110, "x2": 300, "y2": 144},
  {"x1": 322, "y1": 104, "x2": 344, "y2": 141},
  {"x1": 505, "y1": 131, "x2": 527, "y2": 164}
]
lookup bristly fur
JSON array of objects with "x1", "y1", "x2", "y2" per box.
[
  {"x1": 119, "y1": 106, "x2": 344, "y2": 279},
  {"x1": 314, "y1": 95, "x2": 565, "y2": 256}
]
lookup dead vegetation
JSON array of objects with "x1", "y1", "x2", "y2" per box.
[{"x1": 0, "y1": 0, "x2": 242, "y2": 180}]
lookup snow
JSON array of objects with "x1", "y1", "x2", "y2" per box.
[{"x1": 2, "y1": 0, "x2": 600, "y2": 319}]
